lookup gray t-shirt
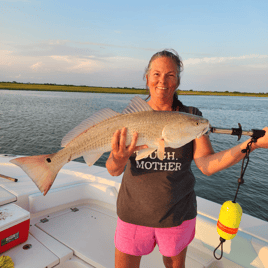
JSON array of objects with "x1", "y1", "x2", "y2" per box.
[{"x1": 117, "y1": 106, "x2": 202, "y2": 228}]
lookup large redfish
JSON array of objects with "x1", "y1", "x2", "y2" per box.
[{"x1": 10, "y1": 96, "x2": 209, "y2": 195}]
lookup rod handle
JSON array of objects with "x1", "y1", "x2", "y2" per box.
[
  {"x1": 251, "y1": 129, "x2": 266, "y2": 139},
  {"x1": 0, "y1": 174, "x2": 18, "y2": 182}
]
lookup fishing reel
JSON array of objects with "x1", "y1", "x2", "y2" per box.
[{"x1": 209, "y1": 124, "x2": 266, "y2": 260}]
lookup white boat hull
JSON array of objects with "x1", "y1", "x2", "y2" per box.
[{"x1": 1, "y1": 154, "x2": 267, "y2": 268}]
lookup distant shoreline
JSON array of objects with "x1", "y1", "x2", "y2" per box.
[{"x1": 1, "y1": 82, "x2": 267, "y2": 97}]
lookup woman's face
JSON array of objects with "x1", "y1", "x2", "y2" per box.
[{"x1": 146, "y1": 56, "x2": 179, "y2": 102}]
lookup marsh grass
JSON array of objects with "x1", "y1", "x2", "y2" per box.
[
  {"x1": 0, "y1": 82, "x2": 267, "y2": 97},
  {"x1": 0, "y1": 82, "x2": 147, "y2": 94}
]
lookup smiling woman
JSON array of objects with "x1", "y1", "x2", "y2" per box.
[
  {"x1": 144, "y1": 49, "x2": 183, "y2": 81},
  {"x1": 143, "y1": 50, "x2": 185, "y2": 112},
  {"x1": 106, "y1": 50, "x2": 206, "y2": 268},
  {"x1": 146, "y1": 59, "x2": 180, "y2": 111},
  {"x1": 105, "y1": 49, "x2": 268, "y2": 268}
]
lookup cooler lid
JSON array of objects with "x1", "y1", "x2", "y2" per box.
[{"x1": 0, "y1": 203, "x2": 30, "y2": 232}]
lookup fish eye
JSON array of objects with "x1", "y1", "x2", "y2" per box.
[{"x1": 196, "y1": 122, "x2": 199, "y2": 126}]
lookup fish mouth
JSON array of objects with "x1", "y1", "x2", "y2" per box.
[{"x1": 196, "y1": 125, "x2": 210, "y2": 139}]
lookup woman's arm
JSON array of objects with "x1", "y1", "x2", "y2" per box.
[
  {"x1": 106, "y1": 127, "x2": 148, "y2": 176},
  {"x1": 193, "y1": 127, "x2": 268, "y2": 176}
]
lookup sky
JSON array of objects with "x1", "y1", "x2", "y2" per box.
[{"x1": 0, "y1": 0, "x2": 268, "y2": 92}]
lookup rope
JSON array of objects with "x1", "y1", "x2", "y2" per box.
[
  {"x1": 213, "y1": 237, "x2": 226, "y2": 260},
  {"x1": 233, "y1": 138, "x2": 254, "y2": 203}
]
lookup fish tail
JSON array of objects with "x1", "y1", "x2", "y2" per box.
[{"x1": 10, "y1": 152, "x2": 65, "y2": 196}]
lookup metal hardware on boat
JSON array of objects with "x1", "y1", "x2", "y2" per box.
[
  {"x1": 23, "y1": 244, "x2": 32, "y2": 250},
  {"x1": 40, "y1": 218, "x2": 49, "y2": 223},
  {"x1": 70, "y1": 207, "x2": 79, "y2": 212}
]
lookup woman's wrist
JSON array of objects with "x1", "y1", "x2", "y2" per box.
[
  {"x1": 106, "y1": 153, "x2": 127, "y2": 176},
  {"x1": 249, "y1": 141, "x2": 259, "y2": 151}
]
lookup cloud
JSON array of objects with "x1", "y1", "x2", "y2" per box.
[
  {"x1": 11, "y1": 40, "x2": 100, "y2": 59},
  {"x1": 184, "y1": 54, "x2": 268, "y2": 66},
  {"x1": 1, "y1": 42, "x2": 267, "y2": 92},
  {"x1": 49, "y1": 55, "x2": 147, "y2": 73},
  {"x1": 0, "y1": 45, "x2": 147, "y2": 88},
  {"x1": 49, "y1": 55, "x2": 103, "y2": 73},
  {"x1": 0, "y1": 47, "x2": 146, "y2": 73},
  {"x1": 8, "y1": 39, "x2": 157, "y2": 60},
  {"x1": 31, "y1": 61, "x2": 43, "y2": 70},
  {"x1": 181, "y1": 54, "x2": 268, "y2": 92},
  {"x1": 0, "y1": 50, "x2": 14, "y2": 65}
]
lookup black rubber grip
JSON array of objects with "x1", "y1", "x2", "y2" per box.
[{"x1": 252, "y1": 129, "x2": 266, "y2": 139}]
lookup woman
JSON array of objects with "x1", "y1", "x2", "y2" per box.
[{"x1": 106, "y1": 49, "x2": 268, "y2": 268}]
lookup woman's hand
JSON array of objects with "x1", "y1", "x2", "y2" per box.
[
  {"x1": 112, "y1": 127, "x2": 139, "y2": 162},
  {"x1": 106, "y1": 127, "x2": 148, "y2": 176}
]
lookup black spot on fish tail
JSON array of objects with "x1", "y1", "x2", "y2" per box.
[{"x1": 46, "y1": 158, "x2": 51, "y2": 163}]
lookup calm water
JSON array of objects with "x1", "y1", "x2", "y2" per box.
[{"x1": 0, "y1": 90, "x2": 267, "y2": 221}]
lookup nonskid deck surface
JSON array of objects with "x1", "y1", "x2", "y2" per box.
[
  {"x1": 33, "y1": 203, "x2": 243, "y2": 268},
  {"x1": 32, "y1": 203, "x2": 202, "y2": 268},
  {"x1": 0, "y1": 201, "x2": 247, "y2": 268},
  {"x1": 36, "y1": 204, "x2": 117, "y2": 268}
]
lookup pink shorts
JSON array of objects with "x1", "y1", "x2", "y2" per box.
[{"x1": 114, "y1": 217, "x2": 196, "y2": 257}]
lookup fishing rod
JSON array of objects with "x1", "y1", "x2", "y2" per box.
[{"x1": 209, "y1": 123, "x2": 266, "y2": 141}]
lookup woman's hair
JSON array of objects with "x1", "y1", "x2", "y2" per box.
[
  {"x1": 144, "y1": 49, "x2": 183, "y2": 84},
  {"x1": 144, "y1": 49, "x2": 185, "y2": 111}
]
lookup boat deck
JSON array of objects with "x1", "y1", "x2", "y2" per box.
[{"x1": 1, "y1": 154, "x2": 268, "y2": 268}]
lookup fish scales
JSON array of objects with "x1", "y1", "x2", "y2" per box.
[{"x1": 65, "y1": 111, "x2": 172, "y2": 158}]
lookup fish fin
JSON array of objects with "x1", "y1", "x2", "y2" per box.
[
  {"x1": 61, "y1": 108, "x2": 120, "y2": 147},
  {"x1": 135, "y1": 148, "x2": 156, "y2": 161},
  {"x1": 10, "y1": 153, "x2": 65, "y2": 196},
  {"x1": 122, "y1": 96, "x2": 153, "y2": 114},
  {"x1": 83, "y1": 152, "x2": 103, "y2": 166},
  {"x1": 157, "y1": 139, "x2": 165, "y2": 160}
]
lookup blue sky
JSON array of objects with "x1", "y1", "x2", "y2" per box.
[{"x1": 1, "y1": 0, "x2": 267, "y2": 92}]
